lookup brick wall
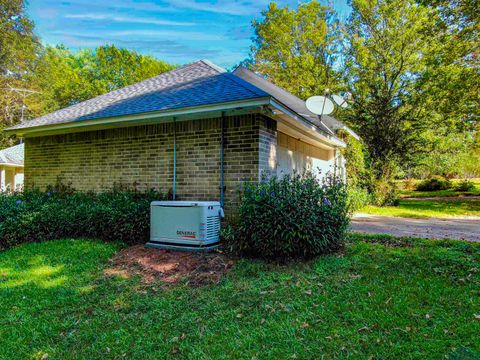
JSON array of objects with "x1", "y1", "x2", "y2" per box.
[
  {"x1": 258, "y1": 117, "x2": 277, "y2": 179},
  {"x1": 24, "y1": 113, "x2": 277, "y2": 211}
]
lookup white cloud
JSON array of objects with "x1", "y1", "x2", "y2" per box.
[
  {"x1": 166, "y1": 0, "x2": 271, "y2": 16},
  {"x1": 51, "y1": 29, "x2": 226, "y2": 41},
  {"x1": 64, "y1": 13, "x2": 195, "y2": 26},
  {"x1": 41, "y1": 0, "x2": 177, "y2": 13},
  {"x1": 110, "y1": 30, "x2": 226, "y2": 41}
]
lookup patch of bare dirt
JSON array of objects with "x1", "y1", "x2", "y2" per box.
[{"x1": 105, "y1": 245, "x2": 235, "y2": 286}]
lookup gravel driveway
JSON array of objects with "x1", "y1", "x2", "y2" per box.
[{"x1": 351, "y1": 213, "x2": 480, "y2": 242}]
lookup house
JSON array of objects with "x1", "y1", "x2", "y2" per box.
[
  {"x1": 0, "y1": 143, "x2": 24, "y2": 191},
  {"x1": 5, "y1": 60, "x2": 354, "y2": 211}
]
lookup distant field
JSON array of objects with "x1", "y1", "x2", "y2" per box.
[
  {"x1": 361, "y1": 179, "x2": 480, "y2": 218},
  {"x1": 361, "y1": 198, "x2": 480, "y2": 218},
  {"x1": 398, "y1": 178, "x2": 480, "y2": 198}
]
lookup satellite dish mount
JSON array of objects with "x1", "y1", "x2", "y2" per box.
[{"x1": 305, "y1": 90, "x2": 351, "y2": 121}]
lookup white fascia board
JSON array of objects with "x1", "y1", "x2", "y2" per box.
[
  {"x1": 7, "y1": 98, "x2": 271, "y2": 137},
  {"x1": 269, "y1": 99, "x2": 346, "y2": 148},
  {"x1": 343, "y1": 126, "x2": 360, "y2": 141}
]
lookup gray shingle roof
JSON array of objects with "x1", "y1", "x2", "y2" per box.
[
  {"x1": 233, "y1": 66, "x2": 339, "y2": 135},
  {"x1": 0, "y1": 143, "x2": 24, "y2": 166},
  {"x1": 8, "y1": 60, "x2": 270, "y2": 131},
  {"x1": 7, "y1": 59, "x2": 347, "y2": 139}
]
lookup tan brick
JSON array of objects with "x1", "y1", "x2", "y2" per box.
[{"x1": 24, "y1": 113, "x2": 278, "y2": 213}]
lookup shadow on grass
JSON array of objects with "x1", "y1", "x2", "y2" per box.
[
  {"x1": 1, "y1": 237, "x2": 479, "y2": 359},
  {"x1": 0, "y1": 239, "x2": 120, "y2": 291}
]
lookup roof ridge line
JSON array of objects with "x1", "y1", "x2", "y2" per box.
[
  {"x1": 235, "y1": 66, "x2": 307, "y2": 103},
  {"x1": 226, "y1": 72, "x2": 270, "y2": 98},
  {"x1": 199, "y1": 59, "x2": 226, "y2": 73}
]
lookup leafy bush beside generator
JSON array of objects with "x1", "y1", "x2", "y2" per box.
[
  {"x1": 1, "y1": 175, "x2": 349, "y2": 261},
  {"x1": 224, "y1": 173, "x2": 350, "y2": 260}
]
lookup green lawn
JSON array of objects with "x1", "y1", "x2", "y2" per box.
[
  {"x1": 1, "y1": 238, "x2": 479, "y2": 359},
  {"x1": 361, "y1": 198, "x2": 480, "y2": 218}
]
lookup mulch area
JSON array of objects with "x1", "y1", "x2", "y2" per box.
[{"x1": 104, "y1": 245, "x2": 235, "y2": 287}]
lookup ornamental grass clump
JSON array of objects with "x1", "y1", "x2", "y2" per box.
[{"x1": 232, "y1": 172, "x2": 350, "y2": 260}]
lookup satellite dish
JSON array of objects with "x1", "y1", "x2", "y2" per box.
[
  {"x1": 305, "y1": 96, "x2": 335, "y2": 116},
  {"x1": 331, "y1": 94, "x2": 349, "y2": 109}
]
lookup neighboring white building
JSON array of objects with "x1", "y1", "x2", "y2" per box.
[{"x1": 0, "y1": 143, "x2": 24, "y2": 191}]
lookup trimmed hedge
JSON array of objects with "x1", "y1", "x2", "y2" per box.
[
  {"x1": 0, "y1": 189, "x2": 166, "y2": 250},
  {"x1": 227, "y1": 173, "x2": 350, "y2": 260}
]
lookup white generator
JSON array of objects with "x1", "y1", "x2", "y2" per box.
[{"x1": 146, "y1": 201, "x2": 224, "y2": 251}]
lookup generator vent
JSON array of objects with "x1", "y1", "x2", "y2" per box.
[{"x1": 206, "y1": 215, "x2": 221, "y2": 240}]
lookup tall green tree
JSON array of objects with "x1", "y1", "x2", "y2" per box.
[
  {"x1": 0, "y1": 0, "x2": 38, "y2": 76},
  {"x1": 415, "y1": 0, "x2": 479, "y2": 150},
  {"x1": 32, "y1": 45, "x2": 175, "y2": 114},
  {"x1": 0, "y1": 0, "x2": 39, "y2": 146},
  {"x1": 250, "y1": 1, "x2": 343, "y2": 99},
  {"x1": 344, "y1": 0, "x2": 479, "y2": 183},
  {"x1": 343, "y1": 0, "x2": 436, "y2": 175}
]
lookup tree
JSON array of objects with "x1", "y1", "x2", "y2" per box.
[
  {"x1": 250, "y1": 1, "x2": 343, "y2": 99},
  {"x1": 31, "y1": 45, "x2": 175, "y2": 114},
  {"x1": 0, "y1": 0, "x2": 39, "y2": 146},
  {"x1": 343, "y1": 0, "x2": 436, "y2": 174},
  {"x1": 411, "y1": 131, "x2": 475, "y2": 178},
  {"x1": 416, "y1": 0, "x2": 479, "y2": 139},
  {"x1": 419, "y1": 0, "x2": 479, "y2": 38},
  {"x1": 0, "y1": 0, "x2": 38, "y2": 76}
]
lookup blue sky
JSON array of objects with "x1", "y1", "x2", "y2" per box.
[{"x1": 28, "y1": 0, "x2": 351, "y2": 68}]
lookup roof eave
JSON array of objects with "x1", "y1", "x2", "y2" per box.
[
  {"x1": 5, "y1": 97, "x2": 272, "y2": 137},
  {"x1": 5, "y1": 96, "x2": 346, "y2": 149},
  {"x1": 269, "y1": 99, "x2": 346, "y2": 148},
  {"x1": 343, "y1": 126, "x2": 360, "y2": 141}
]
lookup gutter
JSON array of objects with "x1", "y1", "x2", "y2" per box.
[
  {"x1": 343, "y1": 126, "x2": 360, "y2": 141},
  {"x1": 219, "y1": 112, "x2": 226, "y2": 207},
  {"x1": 5, "y1": 98, "x2": 272, "y2": 137},
  {"x1": 5, "y1": 96, "x2": 345, "y2": 148},
  {"x1": 172, "y1": 117, "x2": 177, "y2": 200}
]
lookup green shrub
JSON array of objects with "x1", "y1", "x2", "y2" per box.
[
  {"x1": 454, "y1": 179, "x2": 475, "y2": 192},
  {"x1": 219, "y1": 222, "x2": 237, "y2": 253},
  {"x1": 416, "y1": 176, "x2": 452, "y2": 191},
  {"x1": 347, "y1": 186, "x2": 370, "y2": 212},
  {"x1": 370, "y1": 178, "x2": 399, "y2": 206},
  {"x1": 402, "y1": 178, "x2": 417, "y2": 191},
  {"x1": 231, "y1": 173, "x2": 350, "y2": 260},
  {"x1": 0, "y1": 189, "x2": 166, "y2": 250}
]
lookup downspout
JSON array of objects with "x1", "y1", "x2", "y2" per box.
[
  {"x1": 220, "y1": 112, "x2": 226, "y2": 208},
  {"x1": 172, "y1": 117, "x2": 177, "y2": 200}
]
